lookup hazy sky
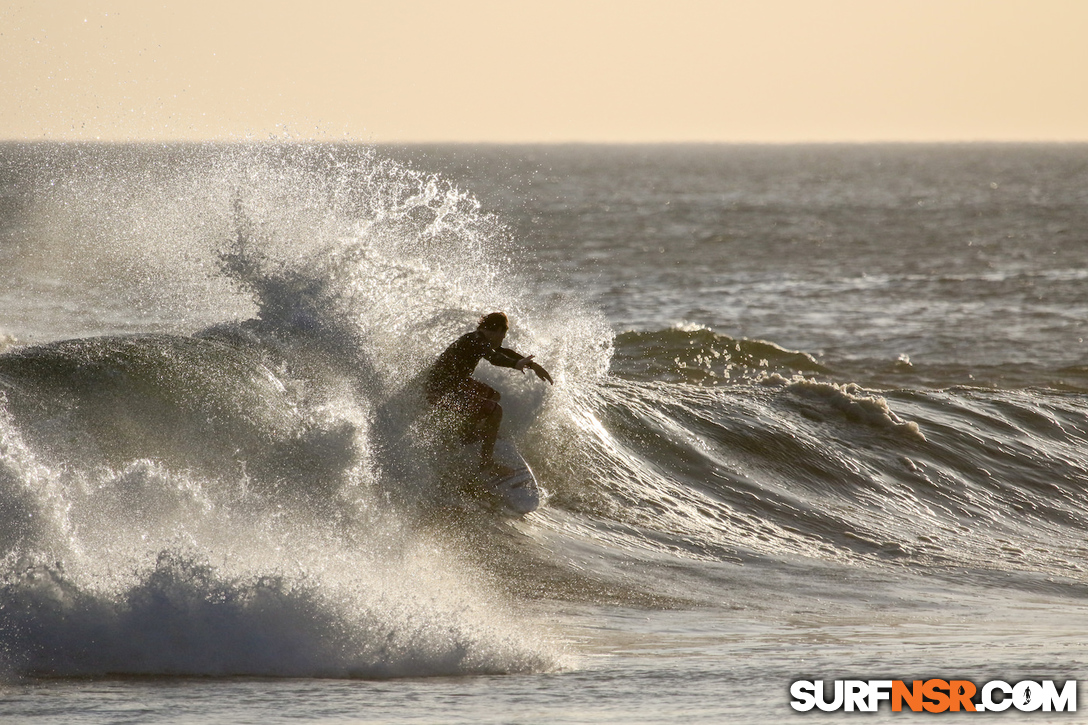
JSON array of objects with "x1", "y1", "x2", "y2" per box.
[{"x1": 3, "y1": 0, "x2": 1087, "y2": 143}]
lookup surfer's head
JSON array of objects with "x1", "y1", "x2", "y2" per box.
[
  {"x1": 478, "y1": 312, "x2": 509, "y2": 345},
  {"x1": 478, "y1": 312, "x2": 509, "y2": 333}
]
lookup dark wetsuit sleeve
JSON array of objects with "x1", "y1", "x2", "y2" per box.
[{"x1": 484, "y1": 346, "x2": 524, "y2": 369}]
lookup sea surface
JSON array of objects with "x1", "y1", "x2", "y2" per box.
[{"x1": 0, "y1": 142, "x2": 1086, "y2": 723}]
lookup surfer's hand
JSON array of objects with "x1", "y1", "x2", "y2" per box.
[
  {"x1": 531, "y1": 362, "x2": 553, "y2": 385},
  {"x1": 516, "y1": 356, "x2": 553, "y2": 384}
]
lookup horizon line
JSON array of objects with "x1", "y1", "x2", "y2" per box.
[{"x1": 4, "y1": 137, "x2": 1088, "y2": 147}]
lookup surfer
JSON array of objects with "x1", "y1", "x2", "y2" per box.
[{"x1": 425, "y1": 312, "x2": 553, "y2": 475}]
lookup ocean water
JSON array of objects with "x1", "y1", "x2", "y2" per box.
[{"x1": 0, "y1": 142, "x2": 1086, "y2": 723}]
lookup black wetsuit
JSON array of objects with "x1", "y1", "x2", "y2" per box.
[{"x1": 425, "y1": 330, "x2": 525, "y2": 404}]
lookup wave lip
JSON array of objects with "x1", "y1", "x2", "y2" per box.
[{"x1": 765, "y1": 375, "x2": 927, "y2": 442}]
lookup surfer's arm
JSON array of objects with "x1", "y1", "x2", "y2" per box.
[
  {"x1": 484, "y1": 346, "x2": 525, "y2": 369},
  {"x1": 485, "y1": 346, "x2": 553, "y2": 384}
]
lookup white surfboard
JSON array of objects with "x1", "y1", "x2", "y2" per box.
[
  {"x1": 477, "y1": 438, "x2": 541, "y2": 515},
  {"x1": 440, "y1": 437, "x2": 542, "y2": 515}
]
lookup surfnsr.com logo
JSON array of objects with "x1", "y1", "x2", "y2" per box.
[{"x1": 790, "y1": 679, "x2": 1077, "y2": 713}]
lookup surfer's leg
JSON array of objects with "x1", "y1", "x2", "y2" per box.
[
  {"x1": 448, "y1": 391, "x2": 510, "y2": 474},
  {"x1": 479, "y1": 403, "x2": 501, "y2": 462},
  {"x1": 439, "y1": 389, "x2": 490, "y2": 446},
  {"x1": 478, "y1": 403, "x2": 512, "y2": 476}
]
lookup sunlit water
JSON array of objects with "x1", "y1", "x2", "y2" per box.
[{"x1": 1, "y1": 143, "x2": 1087, "y2": 723}]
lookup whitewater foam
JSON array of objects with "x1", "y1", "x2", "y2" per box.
[
  {"x1": 0, "y1": 546, "x2": 565, "y2": 679},
  {"x1": 0, "y1": 143, "x2": 611, "y2": 680}
]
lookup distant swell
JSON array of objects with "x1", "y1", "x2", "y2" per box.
[{"x1": 612, "y1": 327, "x2": 827, "y2": 385}]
